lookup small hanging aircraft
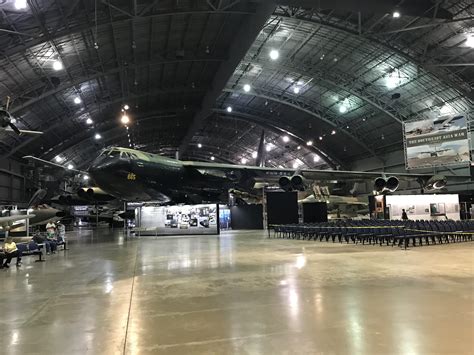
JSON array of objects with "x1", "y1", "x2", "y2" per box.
[{"x1": 0, "y1": 96, "x2": 43, "y2": 135}]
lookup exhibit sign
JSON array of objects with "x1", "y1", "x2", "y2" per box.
[
  {"x1": 403, "y1": 114, "x2": 470, "y2": 169},
  {"x1": 136, "y1": 203, "x2": 218, "y2": 235},
  {"x1": 385, "y1": 194, "x2": 460, "y2": 221}
]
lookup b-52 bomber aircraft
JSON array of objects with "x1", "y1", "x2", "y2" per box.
[{"x1": 25, "y1": 147, "x2": 465, "y2": 204}]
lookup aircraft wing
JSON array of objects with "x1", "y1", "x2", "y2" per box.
[
  {"x1": 181, "y1": 161, "x2": 436, "y2": 182},
  {"x1": 4, "y1": 127, "x2": 44, "y2": 135},
  {"x1": 23, "y1": 155, "x2": 87, "y2": 175}
]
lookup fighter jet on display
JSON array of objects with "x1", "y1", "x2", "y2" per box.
[
  {"x1": 24, "y1": 146, "x2": 465, "y2": 204},
  {"x1": 0, "y1": 214, "x2": 35, "y2": 231}
]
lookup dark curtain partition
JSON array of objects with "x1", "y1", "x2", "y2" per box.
[
  {"x1": 230, "y1": 205, "x2": 263, "y2": 229},
  {"x1": 266, "y1": 192, "x2": 298, "y2": 226}
]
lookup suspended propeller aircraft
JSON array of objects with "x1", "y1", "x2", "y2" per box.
[{"x1": 0, "y1": 96, "x2": 43, "y2": 136}]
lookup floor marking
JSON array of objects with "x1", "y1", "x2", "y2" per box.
[
  {"x1": 149, "y1": 331, "x2": 301, "y2": 350},
  {"x1": 122, "y1": 244, "x2": 139, "y2": 355}
]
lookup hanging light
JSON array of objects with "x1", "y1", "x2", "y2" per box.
[
  {"x1": 313, "y1": 155, "x2": 320, "y2": 162},
  {"x1": 83, "y1": 175, "x2": 89, "y2": 180},
  {"x1": 52, "y1": 60, "x2": 63, "y2": 71},
  {"x1": 74, "y1": 97, "x2": 81, "y2": 104},
  {"x1": 67, "y1": 164, "x2": 74, "y2": 170},
  {"x1": 121, "y1": 114, "x2": 130, "y2": 125},
  {"x1": 282, "y1": 136, "x2": 290, "y2": 143},
  {"x1": 331, "y1": 130, "x2": 336, "y2": 135},
  {"x1": 243, "y1": 84, "x2": 251, "y2": 92},
  {"x1": 306, "y1": 140, "x2": 313, "y2": 146},
  {"x1": 226, "y1": 106, "x2": 232, "y2": 113},
  {"x1": 14, "y1": 0, "x2": 27, "y2": 9},
  {"x1": 293, "y1": 87, "x2": 300, "y2": 94},
  {"x1": 269, "y1": 49, "x2": 279, "y2": 60},
  {"x1": 210, "y1": 156, "x2": 215, "y2": 161},
  {"x1": 241, "y1": 157, "x2": 247, "y2": 164},
  {"x1": 86, "y1": 118, "x2": 93, "y2": 125},
  {"x1": 54, "y1": 156, "x2": 63, "y2": 163},
  {"x1": 94, "y1": 133, "x2": 101, "y2": 140},
  {"x1": 123, "y1": 104, "x2": 130, "y2": 110},
  {"x1": 466, "y1": 34, "x2": 474, "y2": 48},
  {"x1": 251, "y1": 151, "x2": 258, "y2": 159},
  {"x1": 392, "y1": 10, "x2": 401, "y2": 18},
  {"x1": 197, "y1": 143, "x2": 202, "y2": 148}
]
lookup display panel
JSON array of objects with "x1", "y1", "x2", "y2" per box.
[
  {"x1": 137, "y1": 204, "x2": 218, "y2": 235},
  {"x1": 386, "y1": 194, "x2": 460, "y2": 221},
  {"x1": 404, "y1": 114, "x2": 470, "y2": 169}
]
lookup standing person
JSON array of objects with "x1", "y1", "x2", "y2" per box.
[
  {"x1": 3, "y1": 236, "x2": 22, "y2": 267},
  {"x1": 401, "y1": 209, "x2": 408, "y2": 221}
]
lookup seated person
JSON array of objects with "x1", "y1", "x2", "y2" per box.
[
  {"x1": 32, "y1": 231, "x2": 57, "y2": 254},
  {"x1": 0, "y1": 249, "x2": 5, "y2": 269},
  {"x1": 3, "y1": 236, "x2": 22, "y2": 267},
  {"x1": 46, "y1": 221, "x2": 56, "y2": 238}
]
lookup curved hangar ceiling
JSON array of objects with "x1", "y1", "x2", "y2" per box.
[{"x1": 0, "y1": 0, "x2": 472, "y2": 171}]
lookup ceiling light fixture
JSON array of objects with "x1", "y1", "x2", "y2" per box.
[
  {"x1": 243, "y1": 84, "x2": 251, "y2": 92},
  {"x1": 331, "y1": 130, "x2": 336, "y2": 135},
  {"x1": 83, "y1": 175, "x2": 89, "y2": 180},
  {"x1": 67, "y1": 164, "x2": 74, "y2": 170},
  {"x1": 197, "y1": 143, "x2": 202, "y2": 148},
  {"x1": 123, "y1": 104, "x2": 130, "y2": 110},
  {"x1": 306, "y1": 140, "x2": 313, "y2": 146},
  {"x1": 282, "y1": 135, "x2": 290, "y2": 143},
  {"x1": 319, "y1": 136, "x2": 323, "y2": 140},
  {"x1": 297, "y1": 146, "x2": 301, "y2": 150},
  {"x1": 293, "y1": 87, "x2": 300, "y2": 94},
  {"x1": 86, "y1": 118, "x2": 93, "y2": 125},
  {"x1": 210, "y1": 156, "x2": 215, "y2": 161},
  {"x1": 465, "y1": 34, "x2": 474, "y2": 48},
  {"x1": 226, "y1": 106, "x2": 232, "y2": 113},
  {"x1": 241, "y1": 157, "x2": 247, "y2": 164},
  {"x1": 54, "y1": 156, "x2": 63, "y2": 163},
  {"x1": 339, "y1": 105, "x2": 348, "y2": 113},
  {"x1": 52, "y1": 60, "x2": 63, "y2": 71},
  {"x1": 392, "y1": 10, "x2": 401, "y2": 18},
  {"x1": 121, "y1": 114, "x2": 130, "y2": 125},
  {"x1": 313, "y1": 155, "x2": 320, "y2": 162},
  {"x1": 265, "y1": 144, "x2": 272, "y2": 152},
  {"x1": 94, "y1": 133, "x2": 101, "y2": 140},
  {"x1": 251, "y1": 151, "x2": 258, "y2": 159},
  {"x1": 15, "y1": 0, "x2": 27, "y2": 9},
  {"x1": 269, "y1": 49, "x2": 279, "y2": 60},
  {"x1": 74, "y1": 97, "x2": 81, "y2": 104}
]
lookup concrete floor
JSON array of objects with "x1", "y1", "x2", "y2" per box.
[{"x1": 0, "y1": 229, "x2": 473, "y2": 355}]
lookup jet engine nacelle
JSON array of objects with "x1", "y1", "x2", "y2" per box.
[
  {"x1": 77, "y1": 187, "x2": 114, "y2": 202},
  {"x1": 278, "y1": 176, "x2": 292, "y2": 191},
  {"x1": 290, "y1": 175, "x2": 306, "y2": 192},
  {"x1": 385, "y1": 176, "x2": 399, "y2": 192},
  {"x1": 374, "y1": 177, "x2": 386, "y2": 193},
  {"x1": 373, "y1": 176, "x2": 400, "y2": 193},
  {"x1": 424, "y1": 175, "x2": 447, "y2": 190}
]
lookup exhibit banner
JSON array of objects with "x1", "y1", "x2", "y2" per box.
[
  {"x1": 137, "y1": 203, "x2": 218, "y2": 235},
  {"x1": 404, "y1": 114, "x2": 470, "y2": 169}
]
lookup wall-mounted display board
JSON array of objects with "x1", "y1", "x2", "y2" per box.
[
  {"x1": 403, "y1": 114, "x2": 470, "y2": 169},
  {"x1": 136, "y1": 204, "x2": 219, "y2": 236},
  {"x1": 386, "y1": 194, "x2": 460, "y2": 221}
]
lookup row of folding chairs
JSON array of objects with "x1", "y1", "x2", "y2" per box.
[{"x1": 271, "y1": 220, "x2": 474, "y2": 249}]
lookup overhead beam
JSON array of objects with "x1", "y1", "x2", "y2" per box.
[
  {"x1": 178, "y1": 1, "x2": 276, "y2": 156},
  {"x1": 274, "y1": 0, "x2": 453, "y2": 19},
  {"x1": 9, "y1": 57, "x2": 224, "y2": 114}
]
